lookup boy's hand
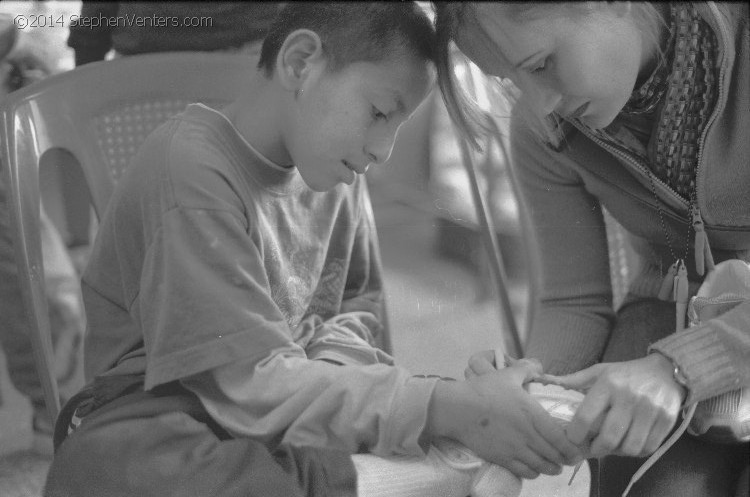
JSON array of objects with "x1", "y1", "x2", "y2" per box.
[
  {"x1": 464, "y1": 349, "x2": 501, "y2": 378},
  {"x1": 428, "y1": 361, "x2": 583, "y2": 480},
  {"x1": 541, "y1": 354, "x2": 685, "y2": 459}
]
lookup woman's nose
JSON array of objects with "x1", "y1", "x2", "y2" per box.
[
  {"x1": 540, "y1": 88, "x2": 563, "y2": 116},
  {"x1": 365, "y1": 132, "x2": 397, "y2": 166}
]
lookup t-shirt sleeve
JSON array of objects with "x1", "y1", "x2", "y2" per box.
[{"x1": 138, "y1": 204, "x2": 292, "y2": 389}]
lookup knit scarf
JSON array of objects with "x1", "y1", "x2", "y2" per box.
[{"x1": 623, "y1": 3, "x2": 718, "y2": 201}]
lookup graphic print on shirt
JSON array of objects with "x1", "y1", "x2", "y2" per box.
[
  {"x1": 266, "y1": 240, "x2": 347, "y2": 331},
  {"x1": 307, "y1": 258, "x2": 347, "y2": 319}
]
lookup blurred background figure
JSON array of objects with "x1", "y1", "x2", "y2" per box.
[{"x1": 68, "y1": 2, "x2": 282, "y2": 65}]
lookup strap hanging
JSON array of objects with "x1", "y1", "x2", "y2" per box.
[
  {"x1": 692, "y1": 204, "x2": 715, "y2": 276},
  {"x1": 673, "y1": 260, "x2": 689, "y2": 332},
  {"x1": 658, "y1": 260, "x2": 679, "y2": 301}
]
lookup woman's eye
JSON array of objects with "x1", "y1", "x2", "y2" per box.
[
  {"x1": 529, "y1": 58, "x2": 547, "y2": 74},
  {"x1": 372, "y1": 106, "x2": 387, "y2": 121}
]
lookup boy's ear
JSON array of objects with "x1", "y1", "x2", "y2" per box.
[{"x1": 276, "y1": 29, "x2": 325, "y2": 92}]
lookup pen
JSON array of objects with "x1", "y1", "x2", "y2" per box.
[{"x1": 568, "y1": 461, "x2": 583, "y2": 486}]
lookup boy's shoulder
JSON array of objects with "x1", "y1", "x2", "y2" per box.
[
  {"x1": 112, "y1": 104, "x2": 250, "y2": 212},
  {"x1": 142, "y1": 104, "x2": 262, "y2": 181}
]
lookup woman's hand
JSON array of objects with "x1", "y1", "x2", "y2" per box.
[
  {"x1": 541, "y1": 353, "x2": 686, "y2": 458},
  {"x1": 427, "y1": 359, "x2": 583, "y2": 480}
]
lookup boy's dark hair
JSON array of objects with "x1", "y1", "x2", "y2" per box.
[{"x1": 258, "y1": 2, "x2": 435, "y2": 77}]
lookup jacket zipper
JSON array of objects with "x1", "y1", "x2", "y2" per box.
[
  {"x1": 570, "y1": 120, "x2": 688, "y2": 212},
  {"x1": 695, "y1": 2, "x2": 730, "y2": 217}
]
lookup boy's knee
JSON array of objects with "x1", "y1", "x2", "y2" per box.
[{"x1": 46, "y1": 424, "x2": 123, "y2": 497}]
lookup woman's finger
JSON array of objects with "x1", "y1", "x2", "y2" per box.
[
  {"x1": 527, "y1": 400, "x2": 583, "y2": 465},
  {"x1": 619, "y1": 401, "x2": 658, "y2": 456},
  {"x1": 539, "y1": 370, "x2": 597, "y2": 391},
  {"x1": 640, "y1": 405, "x2": 678, "y2": 456},
  {"x1": 566, "y1": 384, "x2": 610, "y2": 446},
  {"x1": 540, "y1": 365, "x2": 601, "y2": 392},
  {"x1": 588, "y1": 401, "x2": 632, "y2": 457}
]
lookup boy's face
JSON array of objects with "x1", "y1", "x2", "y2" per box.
[{"x1": 284, "y1": 53, "x2": 434, "y2": 192}]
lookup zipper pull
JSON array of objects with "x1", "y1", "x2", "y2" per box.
[
  {"x1": 658, "y1": 260, "x2": 679, "y2": 301},
  {"x1": 692, "y1": 205, "x2": 715, "y2": 276},
  {"x1": 674, "y1": 260, "x2": 689, "y2": 332}
]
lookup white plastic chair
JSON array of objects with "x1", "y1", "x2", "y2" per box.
[{"x1": 0, "y1": 52, "x2": 258, "y2": 422}]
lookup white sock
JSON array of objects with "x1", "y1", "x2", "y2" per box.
[{"x1": 353, "y1": 438, "x2": 522, "y2": 497}]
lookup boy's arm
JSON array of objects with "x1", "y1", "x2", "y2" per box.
[
  {"x1": 183, "y1": 348, "x2": 581, "y2": 476},
  {"x1": 297, "y1": 311, "x2": 395, "y2": 366},
  {"x1": 183, "y1": 348, "x2": 438, "y2": 457}
]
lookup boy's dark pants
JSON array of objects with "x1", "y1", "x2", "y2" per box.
[
  {"x1": 45, "y1": 377, "x2": 357, "y2": 497},
  {"x1": 590, "y1": 298, "x2": 749, "y2": 497}
]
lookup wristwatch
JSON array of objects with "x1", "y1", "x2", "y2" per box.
[
  {"x1": 670, "y1": 360, "x2": 690, "y2": 406},
  {"x1": 672, "y1": 362, "x2": 689, "y2": 388},
  {"x1": 654, "y1": 351, "x2": 690, "y2": 392}
]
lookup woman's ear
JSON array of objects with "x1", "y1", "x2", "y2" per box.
[{"x1": 276, "y1": 29, "x2": 325, "y2": 92}]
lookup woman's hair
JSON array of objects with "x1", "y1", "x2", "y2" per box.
[
  {"x1": 258, "y1": 2, "x2": 435, "y2": 77},
  {"x1": 433, "y1": 2, "x2": 666, "y2": 149}
]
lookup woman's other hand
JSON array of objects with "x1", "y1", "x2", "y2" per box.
[{"x1": 541, "y1": 353, "x2": 686, "y2": 458}]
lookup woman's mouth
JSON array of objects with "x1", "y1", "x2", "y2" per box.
[
  {"x1": 566, "y1": 102, "x2": 589, "y2": 120},
  {"x1": 343, "y1": 161, "x2": 367, "y2": 175}
]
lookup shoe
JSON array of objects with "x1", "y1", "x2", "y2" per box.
[{"x1": 527, "y1": 382, "x2": 584, "y2": 428}]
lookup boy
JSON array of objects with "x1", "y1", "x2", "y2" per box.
[{"x1": 46, "y1": 4, "x2": 579, "y2": 496}]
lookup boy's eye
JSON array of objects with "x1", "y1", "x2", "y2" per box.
[{"x1": 371, "y1": 106, "x2": 387, "y2": 121}]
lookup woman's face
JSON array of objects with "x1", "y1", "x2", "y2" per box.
[{"x1": 457, "y1": 4, "x2": 652, "y2": 129}]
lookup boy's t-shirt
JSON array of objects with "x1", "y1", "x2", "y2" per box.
[{"x1": 81, "y1": 103, "x2": 436, "y2": 456}]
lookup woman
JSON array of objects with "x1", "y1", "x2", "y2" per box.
[{"x1": 433, "y1": 3, "x2": 749, "y2": 496}]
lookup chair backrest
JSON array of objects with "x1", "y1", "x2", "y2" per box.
[
  {"x1": 449, "y1": 54, "x2": 526, "y2": 358},
  {"x1": 0, "y1": 52, "x2": 256, "y2": 422}
]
